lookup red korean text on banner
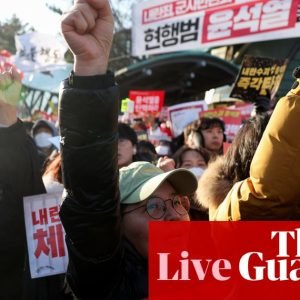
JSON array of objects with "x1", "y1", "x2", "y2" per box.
[
  {"x1": 129, "y1": 90, "x2": 165, "y2": 115},
  {"x1": 23, "y1": 193, "x2": 68, "y2": 278},
  {"x1": 149, "y1": 221, "x2": 300, "y2": 300}
]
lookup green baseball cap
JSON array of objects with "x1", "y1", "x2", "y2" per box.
[{"x1": 119, "y1": 161, "x2": 198, "y2": 204}]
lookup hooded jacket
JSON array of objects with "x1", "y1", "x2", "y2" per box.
[
  {"x1": 196, "y1": 75, "x2": 300, "y2": 221},
  {"x1": 59, "y1": 72, "x2": 148, "y2": 299},
  {"x1": 31, "y1": 119, "x2": 58, "y2": 138}
]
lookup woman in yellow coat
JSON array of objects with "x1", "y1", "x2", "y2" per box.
[{"x1": 197, "y1": 68, "x2": 300, "y2": 221}]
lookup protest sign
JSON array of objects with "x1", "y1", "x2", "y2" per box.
[
  {"x1": 13, "y1": 32, "x2": 67, "y2": 72},
  {"x1": 230, "y1": 55, "x2": 288, "y2": 102},
  {"x1": 23, "y1": 192, "x2": 68, "y2": 278},
  {"x1": 168, "y1": 100, "x2": 207, "y2": 137},
  {"x1": 121, "y1": 98, "x2": 135, "y2": 113},
  {"x1": 132, "y1": 0, "x2": 299, "y2": 56},
  {"x1": 129, "y1": 90, "x2": 165, "y2": 114},
  {"x1": 228, "y1": 102, "x2": 254, "y2": 121}
]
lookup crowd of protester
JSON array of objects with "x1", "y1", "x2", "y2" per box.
[{"x1": 1, "y1": 0, "x2": 300, "y2": 299}]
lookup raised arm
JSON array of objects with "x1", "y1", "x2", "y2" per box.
[
  {"x1": 61, "y1": 0, "x2": 114, "y2": 75},
  {"x1": 59, "y1": 0, "x2": 121, "y2": 298}
]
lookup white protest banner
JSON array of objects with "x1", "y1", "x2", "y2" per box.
[
  {"x1": 13, "y1": 32, "x2": 68, "y2": 72},
  {"x1": 23, "y1": 193, "x2": 68, "y2": 278},
  {"x1": 168, "y1": 100, "x2": 207, "y2": 137},
  {"x1": 132, "y1": 0, "x2": 299, "y2": 56}
]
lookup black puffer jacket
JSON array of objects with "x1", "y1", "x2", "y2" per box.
[
  {"x1": 59, "y1": 72, "x2": 148, "y2": 300},
  {"x1": 0, "y1": 121, "x2": 66, "y2": 300}
]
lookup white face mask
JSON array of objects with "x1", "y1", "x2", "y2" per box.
[
  {"x1": 34, "y1": 132, "x2": 53, "y2": 148},
  {"x1": 155, "y1": 145, "x2": 170, "y2": 156},
  {"x1": 188, "y1": 167, "x2": 205, "y2": 179}
]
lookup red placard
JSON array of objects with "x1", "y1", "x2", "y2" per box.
[{"x1": 129, "y1": 90, "x2": 165, "y2": 114}]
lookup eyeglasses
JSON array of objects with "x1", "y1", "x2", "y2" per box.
[{"x1": 122, "y1": 195, "x2": 190, "y2": 220}]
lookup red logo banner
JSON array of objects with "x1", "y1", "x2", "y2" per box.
[{"x1": 149, "y1": 221, "x2": 300, "y2": 300}]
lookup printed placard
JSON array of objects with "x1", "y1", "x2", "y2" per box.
[
  {"x1": 129, "y1": 90, "x2": 165, "y2": 114},
  {"x1": 230, "y1": 55, "x2": 288, "y2": 102},
  {"x1": 23, "y1": 193, "x2": 68, "y2": 278},
  {"x1": 168, "y1": 100, "x2": 207, "y2": 137}
]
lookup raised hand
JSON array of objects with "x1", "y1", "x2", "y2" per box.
[
  {"x1": 0, "y1": 67, "x2": 22, "y2": 106},
  {"x1": 157, "y1": 156, "x2": 176, "y2": 172},
  {"x1": 61, "y1": 0, "x2": 114, "y2": 75},
  {"x1": 0, "y1": 67, "x2": 22, "y2": 126}
]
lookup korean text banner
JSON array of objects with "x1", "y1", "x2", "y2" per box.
[
  {"x1": 23, "y1": 193, "x2": 68, "y2": 278},
  {"x1": 149, "y1": 221, "x2": 300, "y2": 300},
  {"x1": 129, "y1": 90, "x2": 165, "y2": 114},
  {"x1": 13, "y1": 32, "x2": 68, "y2": 72},
  {"x1": 132, "y1": 0, "x2": 299, "y2": 56},
  {"x1": 230, "y1": 55, "x2": 288, "y2": 102}
]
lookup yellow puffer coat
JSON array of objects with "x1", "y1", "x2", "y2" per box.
[{"x1": 212, "y1": 75, "x2": 300, "y2": 220}]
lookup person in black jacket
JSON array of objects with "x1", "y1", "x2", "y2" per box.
[
  {"x1": 58, "y1": 0, "x2": 198, "y2": 299},
  {"x1": 0, "y1": 68, "x2": 67, "y2": 300}
]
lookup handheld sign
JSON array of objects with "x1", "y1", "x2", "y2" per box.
[
  {"x1": 23, "y1": 192, "x2": 68, "y2": 278},
  {"x1": 230, "y1": 55, "x2": 288, "y2": 102}
]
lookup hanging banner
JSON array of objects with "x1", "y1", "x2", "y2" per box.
[
  {"x1": 23, "y1": 193, "x2": 68, "y2": 278},
  {"x1": 13, "y1": 32, "x2": 68, "y2": 72},
  {"x1": 129, "y1": 90, "x2": 165, "y2": 114},
  {"x1": 132, "y1": 0, "x2": 299, "y2": 56},
  {"x1": 230, "y1": 55, "x2": 288, "y2": 102},
  {"x1": 168, "y1": 100, "x2": 207, "y2": 137}
]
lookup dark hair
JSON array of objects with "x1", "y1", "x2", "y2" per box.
[
  {"x1": 135, "y1": 140, "x2": 157, "y2": 163},
  {"x1": 183, "y1": 120, "x2": 202, "y2": 143},
  {"x1": 199, "y1": 117, "x2": 225, "y2": 132},
  {"x1": 43, "y1": 152, "x2": 62, "y2": 184},
  {"x1": 223, "y1": 113, "x2": 271, "y2": 182},
  {"x1": 172, "y1": 145, "x2": 210, "y2": 168},
  {"x1": 136, "y1": 140, "x2": 156, "y2": 155},
  {"x1": 118, "y1": 123, "x2": 138, "y2": 145}
]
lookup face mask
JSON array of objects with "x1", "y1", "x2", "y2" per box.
[
  {"x1": 155, "y1": 145, "x2": 170, "y2": 156},
  {"x1": 188, "y1": 167, "x2": 205, "y2": 179},
  {"x1": 34, "y1": 132, "x2": 53, "y2": 148}
]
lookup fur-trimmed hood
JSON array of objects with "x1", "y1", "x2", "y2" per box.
[{"x1": 195, "y1": 156, "x2": 233, "y2": 216}]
